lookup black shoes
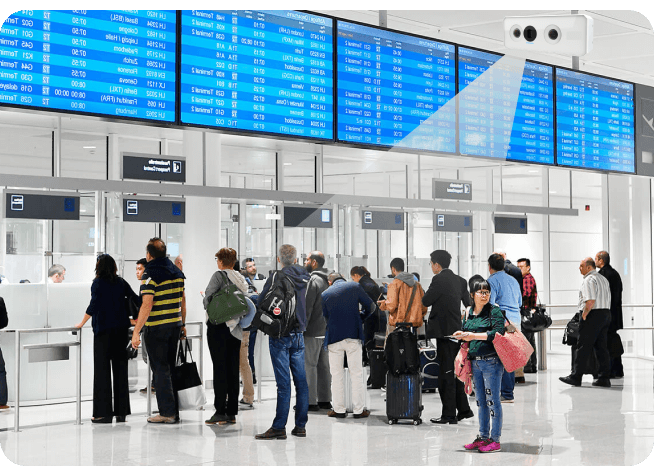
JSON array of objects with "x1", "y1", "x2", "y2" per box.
[
  {"x1": 91, "y1": 417, "x2": 112, "y2": 424},
  {"x1": 291, "y1": 426, "x2": 306, "y2": 437},
  {"x1": 317, "y1": 402, "x2": 333, "y2": 410},
  {"x1": 307, "y1": 404, "x2": 320, "y2": 412},
  {"x1": 431, "y1": 417, "x2": 457, "y2": 424},
  {"x1": 559, "y1": 375, "x2": 582, "y2": 387},
  {"x1": 115, "y1": 416, "x2": 126, "y2": 423},
  {"x1": 524, "y1": 367, "x2": 537, "y2": 374},
  {"x1": 457, "y1": 410, "x2": 475, "y2": 421},
  {"x1": 592, "y1": 378, "x2": 612, "y2": 387},
  {"x1": 255, "y1": 427, "x2": 287, "y2": 440},
  {"x1": 515, "y1": 376, "x2": 526, "y2": 384}
]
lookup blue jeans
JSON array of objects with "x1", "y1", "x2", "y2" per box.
[
  {"x1": 0, "y1": 346, "x2": 7, "y2": 405},
  {"x1": 472, "y1": 355, "x2": 504, "y2": 443},
  {"x1": 269, "y1": 332, "x2": 309, "y2": 430}
]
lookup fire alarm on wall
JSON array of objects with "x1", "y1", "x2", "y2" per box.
[{"x1": 585, "y1": 205, "x2": 590, "y2": 211}]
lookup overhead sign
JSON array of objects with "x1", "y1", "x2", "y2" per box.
[
  {"x1": 361, "y1": 210, "x2": 404, "y2": 231},
  {"x1": 494, "y1": 215, "x2": 528, "y2": 234},
  {"x1": 5, "y1": 192, "x2": 79, "y2": 220},
  {"x1": 122, "y1": 152, "x2": 186, "y2": 183},
  {"x1": 284, "y1": 206, "x2": 333, "y2": 229},
  {"x1": 122, "y1": 197, "x2": 185, "y2": 224},
  {"x1": 434, "y1": 212, "x2": 473, "y2": 233},
  {"x1": 433, "y1": 179, "x2": 473, "y2": 201}
]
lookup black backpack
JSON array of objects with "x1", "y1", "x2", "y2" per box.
[
  {"x1": 0, "y1": 297, "x2": 8, "y2": 330},
  {"x1": 385, "y1": 324, "x2": 420, "y2": 375},
  {"x1": 252, "y1": 271, "x2": 297, "y2": 338}
]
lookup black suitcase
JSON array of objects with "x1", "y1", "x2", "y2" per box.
[
  {"x1": 418, "y1": 342, "x2": 439, "y2": 393},
  {"x1": 386, "y1": 372, "x2": 423, "y2": 425},
  {"x1": 368, "y1": 348, "x2": 386, "y2": 389}
]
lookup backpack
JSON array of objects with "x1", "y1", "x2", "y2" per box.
[
  {"x1": 384, "y1": 324, "x2": 420, "y2": 375},
  {"x1": 0, "y1": 297, "x2": 8, "y2": 330},
  {"x1": 206, "y1": 271, "x2": 250, "y2": 325},
  {"x1": 252, "y1": 271, "x2": 297, "y2": 338}
]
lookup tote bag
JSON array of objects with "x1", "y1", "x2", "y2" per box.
[
  {"x1": 172, "y1": 339, "x2": 206, "y2": 411},
  {"x1": 454, "y1": 341, "x2": 473, "y2": 395},
  {"x1": 492, "y1": 316, "x2": 534, "y2": 373}
]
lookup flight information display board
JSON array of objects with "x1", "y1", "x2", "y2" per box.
[
  {"x1": 458, "y1": 47, "x2": 554, "y2": 164},
  {"x1": 556, "y1": 68, "x2": 635, "y2": 173},
  {"x1": 336, "y1": 21, "x2": 456, "y2": 152},
  {"x1": 0, "y1": 10, "x2": 176, "y2": 122},
  {"x1": 180, "y1": 10, "x2": 333, "y2": 140}
]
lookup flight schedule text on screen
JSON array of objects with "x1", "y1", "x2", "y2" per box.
[
  {"x1": 180, "y1": 10, "x2": 333, "y2": 140},
  {"x1": 458, "y1": 47, "x2": 554, "y2": 164},
  {"x1": 336, "y1": 21, "x2": 456, "y2": 152},
  {"x1": 556, "y1": 68, "x2": 634, "y2": 173},
  {"x1": 0, "y1": 10, "x2": 176, "y2": 122}
]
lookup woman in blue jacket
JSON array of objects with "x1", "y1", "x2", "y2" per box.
[{"x1": 76, "y1": 254, "x2": 137, "y2": 423}]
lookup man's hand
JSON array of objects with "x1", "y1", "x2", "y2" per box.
[
  {"x1": 582, "y1": 309, "x2": 590, "y2": 321},
  {"x1": 131, "y1": 332, "x2": 141, "y2": 349},
  {"x1": 180, "y1": 326, "x2": 187, "y2": 339}
]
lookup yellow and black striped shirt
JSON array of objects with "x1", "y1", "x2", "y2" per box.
[{"x1": 141, "y1": 275, "x2": 184, "y2": 328}]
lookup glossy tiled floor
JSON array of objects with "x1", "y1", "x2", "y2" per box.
[{"x1": 0, "y1": 353, "x2": 653, "y2": 466}]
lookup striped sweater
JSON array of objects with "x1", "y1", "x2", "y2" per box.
[{"x1": 140, "y1": 257, "x2": 185, "y2": 328}]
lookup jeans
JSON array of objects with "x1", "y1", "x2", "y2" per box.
[
  {"x1": 0, "y1": 346, "x2": 7, "y2": 406},
  {"x1": 269, "y1": 332, "x2": 309, "y2": 430},
  {"x1": 328, "y1": 339, "x2": 365, "y2": 415},
  {"x1": 144, "y1": 325, "x2": 181, "y2": 418},
  {"x1": 472, "y1": 355, "x2": 504, "y2": 443}
]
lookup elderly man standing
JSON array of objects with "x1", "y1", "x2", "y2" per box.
[
  {"x1": 595, "y1": 251, "x2": 624, "y2": 379},
  {"x1": 560, "y1": 257, "x2": 612, "y2": 388},
  {"x1": 322, "y1": 272, "x2": 376, "y2": 419}
]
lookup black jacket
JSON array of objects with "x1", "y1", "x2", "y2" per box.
[
  {"x1": 599, "y1": 264, "x2": 623, "y2": 330},
  {"x1": 86, "y1": 277, "x2": 137, "y2": 334},
  {"x1": 422, "y1": 269, "x2": 471, "y2": 339},
  {"x1": 359, "y1": 275, "x2": 382, "y2": 303},
  {"x1": 505, "y1": 260, "x2": 523, "y2": 294}
]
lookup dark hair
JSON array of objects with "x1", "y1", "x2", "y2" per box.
[
  {"x1": 233, "y1": 258, "x2": 241, "y2": 271},
  {"x1": 350, "y1": 266, "x2": 371, "y2": 278},
  {"x1": 242, "y1": 257, "x2": 255, "y2": 268},
  {"x1": 488, "y1": 253, "x2": 505, "y2": 272},
  {"x1": 96, "y1": 254, "x2": 118, "y2": 282},
  {"x1": 430, "y1": 250, "x2": 451, "y2": 269},
  {"x1": 469, "y1": 274, "x2": 490, "y2": 294},
  {"x1": 413, "y1": 272, "x2": 421, "y2": 282},
  {"x1": 517, "y1": 258, "x2": 531, "y2": 267},
  {"x1": 390, "y1": 257, "x2": 405, "y2": 272},
  {"x1": 216, "y1": 248, "x2": 238, "y2": 268},
  {"x1": 308, "y1": 251, "x2": 325, "y2": 268},
  {"x1": 597, "y1": 250, "x2": 610, "y2": 266},
  {"x1": 136, "y1": 258, "x2": 147, "y2": 267},
  {"x1": 147, "y1": 238, "x2": 166, "y2": 259},
  {"x1": 585, "y1": 257, "x2": 596, "y2": 269}
]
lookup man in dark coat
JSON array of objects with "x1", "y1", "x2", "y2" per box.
[
  {"x1": 423, "y1": 250, "x2": 473, "y2": 425},
  {"x1": 596, "y1": 250, "x2": 624, "y2": 378}
]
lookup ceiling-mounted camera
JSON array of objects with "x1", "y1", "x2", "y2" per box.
[{"x1": 503, "y1": 14, "x2": 593, "y2": 56}]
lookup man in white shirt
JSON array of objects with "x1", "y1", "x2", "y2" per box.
[
  {"x1": 47, "y1": 265, "x2": 66, "y2": 283},
  {"x1": 560, "y1": 257, "x2": 612, "y2": 388}
]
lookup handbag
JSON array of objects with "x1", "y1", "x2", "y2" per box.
[
  {"x1": 521, "y1": 303, "x2": 553, "y2": 332},
  {"x1": 172, "y1": 339, "x2": 207, "y2": 411},
  {"x1": 454, "y1": 342, "x2": 473, "y2": 395},
  {"x1": 207, "y1": 271, "x2": 250, "y2": 325},
  {"x1": 562, "y1": 312, "x2": 581, "y2": 346},
  {"x1": 492, "y1": 315, "x2": 534, "y2": 372}
]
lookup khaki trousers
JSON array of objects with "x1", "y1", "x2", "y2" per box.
[{"x1": 239, "y1": 331, "x2": 254, "y2": 404}]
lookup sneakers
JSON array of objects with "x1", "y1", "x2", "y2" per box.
[
  {"x1": 291, "y1": 426, "x2": 306, "y2": 437},
  {"x1": 205, "y1": 413, "x2": 235, "y2": 425},
  {"x1": 464, "y1": 436, "x2": 488, "y2": 450},
  {"x1": 559, "y1": 375, "x2": 582, "y2": 387},
  {"x1": 353, "y1": 410, "x2": 370, "y2": 419},
  {"x1": 500, "y1": 397, "x2": 514, "y2": 403},
  {"x1": 592, "y1": 378, "x2": 612, "y2": 387},
  {"x1": 239, "y1": 399, "x2": 254, "y2": 410},
  {"x1": 147, "y1": 414, "x2": 177, "y2": 424},
  {"x1": 478, "y1": 439, "x2": 501, "y2": 453},
  {"x1": 255, "y1": 427, "x2": 287, "y2": 440},
  {"x1": 327, "y1": 410, "x2": 346, "y2": 419}
]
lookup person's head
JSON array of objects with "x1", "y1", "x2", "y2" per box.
[
  {"x1": 304, "y1": 250, "x2": 325, "y2": 273},
  {"x1": 595, "y1": 251, "x2": 610, "y2": 269},
  {"x1": 216, "y1": 248, "x2": 237, "y2": 270},
  {"x1": 48, "y1": 264, "x2": 66, "y2": 283},
  {"x1": 579, "y1": 257, "x2": 596, "y2": 276},
  {"x1": 243, "y1": 258, "x2": 257, "y2": 277},
  {"x1": 350, "y1": 266, "x2": 370, "y2": 283},
  {"x1": 95, "y1": 254, "x2": 118, "y2": 282},
  {"x1": 233, "y1": 257, "x2": 241, "y2": 272},
  {"x1": 413, "y1": 272, "x2": 421, "y2": 282},
  {"x1": 278, "y1": 244, "x2": 297, "y2": 268},
  {"x1": 469, "y1": 274, "x2": 491, "y2": 308},
  {"x1": 390, "y1": 258, "x2": 404, "y2": 277},
  {"x1": 494, "y1": 250, "x2": 507, "y2": 260},
  {"x1": 517, "y1": 258, "x2": 531, "y2": 277},
  {"x1": 429, "y1": 250, "x2": 451, "y2": 275},
  {"x1": 488, "y1": 254, "x2": 505, "y2": 273},
  {"x1": 146, "y1": 238, "x2": 166, "y2": 261},
  {"x1": 174, "y1": 254, "x2": 183, "y2": 271},
  {"x1": 328, "y1": 271, "x2": 344, "y2": 286},
  {"x1": 136, "y1": 258, "x2": 147, "y2": 280}
]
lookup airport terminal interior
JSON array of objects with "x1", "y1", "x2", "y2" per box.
[{"x1": 0, "y1": 8, "x2": 653, "y2": 466}]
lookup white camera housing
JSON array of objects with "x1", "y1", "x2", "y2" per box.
[{"x1": 503, "y1": 14, "x2": 594, "y2": 57}]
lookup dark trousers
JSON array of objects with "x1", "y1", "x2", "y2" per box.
[
  {"x1": 607, "y1": 328, "x2": 625, "y2": 377},
  {"x1": 248, "y1": 329, "x2": 257, "y2": 381},
  {"x1": 363, "y1": 311, "x2": 387, "y2": 363},
  {"x1": 523, "y1": 330, "x2": 537, "y2": 371},
  {"x1": 573, "y1": 309, "x2": 611, "y2": 379},
  {"x1": 436, "y1": 338, "x2": 470, "y2": 418},
  {"x1": 207, "y1": 322, "x2": 241, "y2": 416},
  {"x1": 93, "y1": 328, "x2": 131, "y2": 418},
  {"x1": 0, "y1": 346, "x2": 8, "y2": 406},
  {"x1": 144, "y1": 325, "x2": 181, "y2": 418}
]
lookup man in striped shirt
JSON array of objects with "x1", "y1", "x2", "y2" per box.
[
  {"x1": 131, "y1": 238, "x2": 186, "y2": 423},
  {"x1": 560, "y1": 257, "x2": 612, "y2": 388}
]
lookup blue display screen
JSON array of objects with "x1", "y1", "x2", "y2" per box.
[
  {"x1": 180, "y1": 10, "x2": 333, "y2": 140},
  {"x1": 458, "y1": 47, "x2": 554, "y2": 164},
  {"x1": 336, "y1": 21, "x2": 456, "y2": 152},
  {"x1": 556, "y1": 68, "x2": 635, "y2": 173},
  {"x1": 0, "y1": 10, "x2": 176, "y2": 122}
]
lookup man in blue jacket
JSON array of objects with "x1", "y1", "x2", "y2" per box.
[
  {"x1": 322, "y1": 272, "x2": 376, "y2": 419},
  {"x1": 255, "y1": 244, "x2": 310, "y2": 440}
]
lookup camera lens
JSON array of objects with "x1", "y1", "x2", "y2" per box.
[
  {"x1": 513, "y1": 28, "x2": 521, "y2": 38},
  {"x1": 523, "y1": 26, "x2": 537, "y2": 42},
  {"x1": 548, "y1": 29, "x2": 559, "y2": 40}
]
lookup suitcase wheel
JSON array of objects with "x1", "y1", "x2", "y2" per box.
[
  {"x1": 413, "y1": 419, "x2": 421, "y2": 426},
  {"x1": 388, "y1": 418, "x2": 397, "y2": 425}
]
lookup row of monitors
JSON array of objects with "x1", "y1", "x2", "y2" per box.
[{"x1": 0, "y1": 10, "x2": 636, "y2": 173}]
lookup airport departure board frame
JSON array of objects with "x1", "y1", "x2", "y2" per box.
[
  {"x1": 0, "y1": 10, "x2": 178, "y2": 125},
  {"x1": 457, "y1": 45, "x2": 555, "y2": 166},
  {"x1": 554, "y1": 66, "x2": 636, "y2": 174},
  {"x1": 334, "y1": 18, "x2": 457, "y2": 155},
  {"x1": 178, "y1": 10, "x2": 336, "y2": 142}
]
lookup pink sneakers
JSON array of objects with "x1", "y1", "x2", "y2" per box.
[
  {"x1": 464, "y1": 436, "x2": 488, "y2": 450},
  {"x1": 478, "y1": 439, "x2": 501, "y2": 453}
]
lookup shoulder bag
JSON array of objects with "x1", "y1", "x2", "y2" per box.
[
  {"x1": 454, "y1": 309, "x2": 473, "y2": 395},
  {"x1": 521, "y1": 299, "x2": 553, "y2": 332},
  {"x1": 492, "y1": 315, "x2": 534, "y2": 373},
  {"x1": 207, "y1": 271, "x2": 250, "y2": 325}
]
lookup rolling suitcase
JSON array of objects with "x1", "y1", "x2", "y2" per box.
[
  {"x1": 386, "y1": 372, "x2": 423, "y2": 425},
  {"x1": 368, "y1": 348, "x2": 387, "y2": 389},
  {"x1": 344, "y1": 367, "x2": 369, "y2": 413},
  {"x1": 418, "y1": 341, "x2": 439, "y2": 393}
]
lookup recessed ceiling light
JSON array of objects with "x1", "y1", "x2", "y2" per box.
[{"x1": 83, "y1": 146, "x2": 96, "y2": 149}]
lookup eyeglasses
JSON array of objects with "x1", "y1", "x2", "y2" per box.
[{"x1": 475, "y1": 291, "x2": 491, "y2": 297}]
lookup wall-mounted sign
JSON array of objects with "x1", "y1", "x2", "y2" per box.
[
  {"x1": 284, "y1": 206, "x2": 333, "y2": 229},
  {"x1": 122, "y1": 152, "x2": 186, "y2": 183},
  {"x1": 5, "y1": 192, "x2": 79, "y2": 220},
  {"x1": 433, "y1": 179, "x2": 473, "y2": 201},
  {"x1": 122, "y1": 197, "x2": 185, "y2": 224},
  {"x1": 493, "y1": 215, "x2": 528, "y2": 234},
  {"x1": 433, "y1": 212, "x2": 473, "y2": 233},
  {"x1": 361, "y1": 210, "x2": 405, "y2": 231}
]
